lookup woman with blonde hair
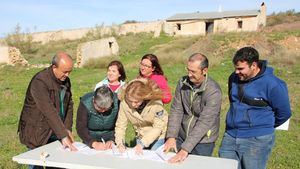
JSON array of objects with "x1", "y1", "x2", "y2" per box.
[{"x1": 115, "y1": 78, "x2": 168, "y2": 154}]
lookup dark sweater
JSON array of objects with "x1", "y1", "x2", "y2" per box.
[{"x1": 76, "y1": 92, "x2": 119, "y2": 147}]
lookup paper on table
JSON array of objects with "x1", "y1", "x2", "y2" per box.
[
  {"x1": 108, "y1": 144, "x2": 161, "y2": 161},
  {"x1": 276, "y1": 119, "x2": 290, "y2": 130},
  {"x1": 72, "y1": 142, "x2": 88, "y2": 150},
  {"x1": 109, "y1": 144, "x2": 175, "y2": 162},
  {"x1": 108, "y1": 144, "x2": 129, "y2": 158},
  {"x1": 61, "y1": 142, "x2": 102, "y2": 156},
  {"x1": 62, "y1": 142, "x2": 174, "y2": 162},
  {"x1": 154, "y1": 144, "x2": 175, "y2": 161},
  {"x1": 127, "y1": 149, "x2": 163, "y2": 162}
]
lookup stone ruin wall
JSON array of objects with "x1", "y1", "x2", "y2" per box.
[
  {"x1": 76, "y1": 37, "x2": 119, "y2": 67},
  {"x1": 28, "y1": 21, "x2": 165, "y2": 44},
  {"x1": 119, "y1": 21, "x2": 164, "y2": 37},
  {"x1": 31, "y1": 28, "x2": 91, "y2": 44},
  {"x1": 0, "y1": 45, "x2": 28, "y2": 66}
]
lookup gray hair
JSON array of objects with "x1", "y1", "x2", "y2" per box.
[
  {"x1": 188, "y1": 53, "x2": 209, "y2": 69},
  {"x1": 94, "y1": 86, "x2": 114, "y2": 110},
  {"x1": 51, "y1": 52, "x2": 72, "y2": 66}
]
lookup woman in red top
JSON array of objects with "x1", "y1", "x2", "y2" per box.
[{"x1": 139, "y1": 54, "x2": 172, "y2": 104}]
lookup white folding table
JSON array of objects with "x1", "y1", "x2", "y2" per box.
[{"x1": 13, "y1": 141, "x2": 238, "y2": 169}]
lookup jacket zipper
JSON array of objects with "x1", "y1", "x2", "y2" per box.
[
  {"x1": 186, "y1": 90, "x2": 196, "y2": 138},
  {"x1": 231, "y1": 103, "x2": 235, "y2": 129},
  {"x1": 230, "y1": 86, "x2": 235, "y2": 129}
]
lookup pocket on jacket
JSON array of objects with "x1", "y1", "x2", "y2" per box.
[
  {"x1": 28, "y1": 121, "x2": 50, "y2": 147},
  {"x1": 247, "y1": 108, "x2": 274, "y2": 128}
]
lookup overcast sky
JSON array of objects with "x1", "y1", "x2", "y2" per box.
[{"x1": 0, "y1": 0, "x2": 299, "y2": 37}]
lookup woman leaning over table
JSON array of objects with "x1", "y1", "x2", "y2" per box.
[{"x1": 114, "y1": 78, "x2": 168, "y2": 154}]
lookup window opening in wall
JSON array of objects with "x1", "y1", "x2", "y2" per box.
[
  {"x1": 109, "y1": 42, "x2": 113, "y2": 48},
  {"x1": 205, "y1": 22, "x2": 214, "y2": 34},
  {"x1": 177, "y1": 23, "x2": 181, "y2": 30},
  {"x1": 238, "y1": 21, "x2": 243, "y2": 29}
]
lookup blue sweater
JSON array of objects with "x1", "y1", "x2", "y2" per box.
[{"x1": 226, "y1": 61, "x2": 291, "y2": 138}]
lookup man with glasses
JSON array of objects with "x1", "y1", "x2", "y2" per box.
[
  {"x1": 164, "y1": 53, "x2": 222, "y2": 163},
  {"x1": 76, "y1": 85, "x2": 119, "y2": 150}
]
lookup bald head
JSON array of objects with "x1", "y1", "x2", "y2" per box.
[
  {"x1": 52, "y1": 52, "x2": 73, "y2": 67},
  {"x1": 52, "y1": 52, "x2": 73, "y2": 81},
  {"x1": 188, "y1": 53, "x2": 209, "y2": 69}
]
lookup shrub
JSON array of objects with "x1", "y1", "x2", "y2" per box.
[{"x1": 5, "y1": 24, "x2": 38, "y2": 54}]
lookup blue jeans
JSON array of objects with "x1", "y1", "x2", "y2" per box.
[
  {"x1": 136, "y1": 138, "x2": 164, "y2": 150},
  {"x1": 219, "y1": 132, "x2": 275, "y2": 169},
  {"x1": 176, "y1": 136, "x2": 215, "y2": 156}
]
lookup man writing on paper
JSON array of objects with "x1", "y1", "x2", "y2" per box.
[
  {"x1": 164, "y1": 53, "x2": 222, "y2": 163},
  {"x1": 18, "y1": 52, "x2": 77, "y2": 153}
]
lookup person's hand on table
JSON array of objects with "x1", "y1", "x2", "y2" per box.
[{"x1": 168, "y1": 149, "x2": 188, "y2": 163}]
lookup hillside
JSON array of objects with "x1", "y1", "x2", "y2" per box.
[{"x1": 0, "y1": 13, "x2": 299, "y2": 168}]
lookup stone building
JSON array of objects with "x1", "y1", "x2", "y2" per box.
[
  {"x1": 76, "y1": 37, "x2": 119, "y2": 67},
  {"x1": 164, "y1": 3, "x2": 266, "y2": 36},
  {"x1": 1, "y1": 3, "x2": 267, "y2": 44}
]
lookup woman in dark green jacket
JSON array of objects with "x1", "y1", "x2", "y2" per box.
[{"x1": 76, "y1": 85, "x2": 119, "y2": 150}]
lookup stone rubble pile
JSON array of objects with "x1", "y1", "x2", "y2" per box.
[{"x1": 8, "y1": 47, "x2": 28, "y2": 65}]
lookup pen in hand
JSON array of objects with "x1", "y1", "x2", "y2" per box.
[{"x1": 101, "y1": 138, "x2": 105, "y2": 144}]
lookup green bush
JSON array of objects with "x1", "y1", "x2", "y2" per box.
[{"x1": 5, "y1": 24, "x2": 38, "y2": 54}]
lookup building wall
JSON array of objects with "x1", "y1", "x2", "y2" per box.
[
  {"x1": 0, "y1": 46, "x2": 9, "y2": 64},
  {"x1": 164, "y1": 20, "x2": 206, "y2": 36},
  {"x1": 165, "y1": 14, "x2": 262, "y2": 36},
  {"x1": 31, "y1": 28, "x2": 91, "y2": 44},
  {"x1": 76, "y1": 37, "x2": 119, "y2": 67},
  {"x1": 29, "y1": 21, "x2": 163, "y2": 44},
  {"x1": 119, "y1": 21, "x2": 163, "y2": 37},
  {"x1": 165, "y1": 3, "x2": 266, "y2": 36},
  {"x1": 258, "y1": 3, "x2": 267, "y2": 27},
  {"x1": 214, "y1": 16, "x2": 259, "y2": 33}
]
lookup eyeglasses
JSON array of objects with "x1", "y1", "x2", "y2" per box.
[
  {"x1": 185, "y1": 67, "x2": 198, "y2": 74},
  {"x1": 140, "y1": 62, "x2": 152, "y2": 68}
]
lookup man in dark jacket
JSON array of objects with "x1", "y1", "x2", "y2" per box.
[
  {"x1": 18, "y1": 52, "x2": 77, "y2": 152},
  {"x1": 76, "y1": 85, "x2": 119, "y2": 150},
  {"x1": 219, "y1": 47, "x2": 292, "y2": 169},
  {"x1": 164, "y1": 53, "x2": 222, "y2": 163}
]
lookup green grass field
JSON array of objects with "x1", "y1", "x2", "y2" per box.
[{"x1": 0, "y1": 30, "x2": 299, "y2": 168}]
